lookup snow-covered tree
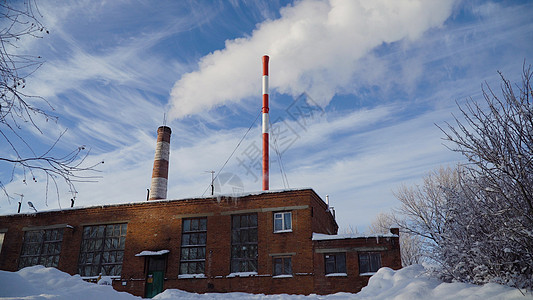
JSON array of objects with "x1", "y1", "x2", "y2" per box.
[
  {"x1": 395, "y1": 66, "x2": 533, "y2": 290},
  {"x1": 368, "y1": 212, "x2": 424, "y2": 266},
  {"x1": 437, "y1": 65, "x2": 533, "y2": 289},
  {"x1": 391, "y1": 166, "x2": 459, "y2": 260}
]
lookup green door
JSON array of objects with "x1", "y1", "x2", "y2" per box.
[
  {"x1": 145, "y1": 271, "x2": 164, "y2": 298},
  {"x1": 144, "y1": 255, "x2": 166, "y2": 298}
]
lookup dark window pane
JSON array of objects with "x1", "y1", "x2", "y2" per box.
[
  {"x1": 181, "y1": 248, "x2": 189, "y2": 260},
  {"x1": 337, "y1": 253, "x2": 346, "y2": 273},
  {"x1": 284, "y1": 258, "x2": 292, "y2": 274},
  {"x1": 274, "y1": 258, "x2": 282, "y2": 275},
  {"x1": 180, "y1": 263, "x2": 188, "y2": 274},
  {"x1": 249, "y1": 214, "x2": 257, "y2": 227},
  {"x1": 232, "y1": 215, "x2": 240, "y2": 229},
  {"x1": 180, "y1": 218, "x2": 207, "y2": 275},
  {"x1": 182, "y1": 233, "x2": 190, "y2": 245},
  {"x1": 359, "y1": 253, "x2": 370, "y2": 273},
  {"x1": 325, "y1": 255, "x2": 336, "y2": 274},
  {"x1": 230, "y1": 213, "x2": 258, "y2": 273},
  {"x1": 77, "y1": 223, "x2": 127, "y2": 277},
  {"x1": 199, "y1": 218, "x2": 207, "y2": 231},
  {"x1": 19, "y1": 228, "x2": 64, "y2": 269},
  {"x1": 274, "y1": 218, "x2": 282, "y2": 232},
  {"x1": 198, "y1": 233, "x2": 207, "y2": 245},
  {"x1": 284, "y1": 213, "x2": 292, "y2": 230}
]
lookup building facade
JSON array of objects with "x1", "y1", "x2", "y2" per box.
[{"x1": 0, "y1": 189, "x2": 400, "y2": 297}]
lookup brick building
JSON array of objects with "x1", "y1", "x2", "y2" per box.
[{"x1": 0, "y1": 126, "x2": 401, "y2": 297}]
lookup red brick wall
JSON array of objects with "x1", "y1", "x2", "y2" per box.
[
  {"x1": 312, "y1": 234, "x2": 401, "y2": 294},
  {"x1": 0, "y1": 189, "x2": 399, "y2": 296}
]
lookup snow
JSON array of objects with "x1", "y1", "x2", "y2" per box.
[
  {"x1": 0, "y1": 264, "x2": 531, "y2": 299},
  {"x1": 226, "y1": 271, "x2": 258, "y2": 278},
  {"x1": 178, "y1": 274, "x2": 206, "y2": 279},
  {"x1": 135, "y1": 250, "x2": 170, "y2": 256},
  {"x1": 325, "y1": 273, "x2": 347, "y2": 277},
  {"x1": 98, "y1": 276, "x2": 113, "y2": 285},
  {"x1": 312, "y1": 232, "x2": 398, "y2": 240},
  {"x1": 0, "y1": 188, "x2": 313, "y2": 217},
  {"x1": 272, "y1": 275, "x2": 293, "y2": 279},
  {"x1": 0, "y1": 265, "x2": 141, "y2": 299}
]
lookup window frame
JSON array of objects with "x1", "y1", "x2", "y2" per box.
[
  {"x1": 358, "y1": 252, "x2": 382, "y2": 275},
  {"x1": 179, "y1": 217, "x2": 207, "y2": 275},
  {"x1": 272, "y1": 256, "x2": 292, "y2": 277},
  {"x1": 19, "y1": 228, "x2": 64, "y2": 269},
  {"x1": 0, "y1": 230, "x2": 6, "y2": 255},
  {"x1": 273, "y1": 211, "x2": 292, "y2": 233},
  {"x1": 324, "y1": 252, "x2": 346, "y2": 275},
  {"x1": 230, "y1": 213, "x2": 258, "y2": 273},
  {"x1": 77, "y1": 223, "x2": 128, "y2": 277}
]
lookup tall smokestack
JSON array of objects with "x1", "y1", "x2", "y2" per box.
[
  {"x1": 262, "y1": 55, "x2": 269, "y2": 191},
  {"x1": 149, "y1": 126, "x2": 171, "y2": 200}
]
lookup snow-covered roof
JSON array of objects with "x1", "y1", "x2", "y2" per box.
[
  {"x1": 134, "y1": 250, "x2": 169, "y2": 257},
  {"x1": 0, "y1": 187, "x2": 315, "y2": 217},
  {"x1": 312, "y1": 232, "x2": 398, "y2": 241}
]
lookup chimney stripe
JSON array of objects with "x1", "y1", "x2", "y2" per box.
[
  {"x1": 262, "y1": 75, "x2": 269, "y2": 95},
  {"x1": 262, "y1": 55, "x2": 269, "y2": 191},
  {"x1": 149, "y1": 126, "x2": 171, "y2": 200}
]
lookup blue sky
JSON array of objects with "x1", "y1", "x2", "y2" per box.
[{"x1": 1, "y1": 0, "x2": 532, "y2": 231}]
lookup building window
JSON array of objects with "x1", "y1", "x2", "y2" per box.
[
  {"x1": 273, "y1": 211, "x2": 292, "y2": 233},
  {"x1": 231, "y1": 213, "x2": 258, "y2": 273},
  {"x1": 179, "y1": 218, "x2": 207, "y2": 275},
  {"x1": 0, "y1": 232, "x2": 5, "y2": 255},
  {"x1": 325, "y1": 253, "x2": 346, "y2": 274},
  {"x1": 359, "y1": 252, "x2": 381, "y2": 274},
  {"x1": 19, "y1": 228, "x2": 64, "y2": 269},
  {"x1": 78, "y1": 223, "x2": 127, "y2": 277},
  {"x1": 273, "y1": 256, "x2": 292, "y2": 276}
]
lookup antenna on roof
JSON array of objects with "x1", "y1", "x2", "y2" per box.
[
  {"x1": 205, "y1": 171, "x2": 215, "y2": 195},
  {"x1": 15, "y1": 193, "x2": 23, "y2": 213}
]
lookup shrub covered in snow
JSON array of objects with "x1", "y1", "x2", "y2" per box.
[{"x1": 395, "y1": 66, "x2": 533, "y2": 290}]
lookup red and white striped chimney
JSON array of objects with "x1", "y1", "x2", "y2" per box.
[
  {"x1": 262, "y1": 55, "x2": 269, "y2": 191},
  {"x1": 149, "y1": 126, "x2": 171, "y2": 200}
]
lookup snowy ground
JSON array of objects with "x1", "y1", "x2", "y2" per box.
[{"x1": 0, "y1": 265, "x2": 531, "y2": 300}]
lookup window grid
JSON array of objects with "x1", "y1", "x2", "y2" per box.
[
  {"x1": 325, "y1": 253, "x2": 346, "y2": 274},
  {"x1": 19, "y1": 228, "x2": 64, "y2": 269},
  {"x1": 231, "y1": 213, "x2": 258, "y2": 273},
  {"x1": 359, "y1": 252, "x2": 381, "y2": 274},
  {"x1": 273, "y1": 256, "x2": 292, "y2": 276},
  {"x1": 78, "y1": 223, "x2": 127, "y2": 277},
  {"x1": 179, "y1": 218, "x2": 207, "y2": 275},
  {"x1": 273, "y1": 211, "x2": 292, "y2": 233}
]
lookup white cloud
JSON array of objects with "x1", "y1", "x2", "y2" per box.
[{"x1": 169, "y1": 0, "x2": 456, "y2": 119}]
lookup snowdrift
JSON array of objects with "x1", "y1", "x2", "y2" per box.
[{"x1": 0, "y1": 265, "x2": 530, "y2": 299}]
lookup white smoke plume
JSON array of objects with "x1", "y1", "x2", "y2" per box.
[{"x1": 169, "y1": 0, "x2": 455, "y2": 119}]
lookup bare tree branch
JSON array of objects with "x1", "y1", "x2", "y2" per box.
[{"x1": 0, "y1": 0, "x2": 102, "y2": 207}]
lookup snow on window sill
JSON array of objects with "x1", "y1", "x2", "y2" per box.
[
  {"x1": 178, "y1": 274, "x2": 206, "y2": 279},
  {"x1": 325, "y1": 273, "x2": 348, "y2": 277},
  {"x1": 227, "y1": 272, "x2": 258, "y2": 278},
  {"x1": 81, "y1": 275, "x2": 121, "y2": 280},
  {"x1": 359, "y1": 272, "x2": 377, "y2": 276},
  {"x1": 135, "y1": 249, "x2": 170, "y2": 257},
  {"x1": 273, "y1": 274, "x2": 293, "y2": 279},
  {"x1": 273, "y1": 229, "x2": 293, "y2": 233}
]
